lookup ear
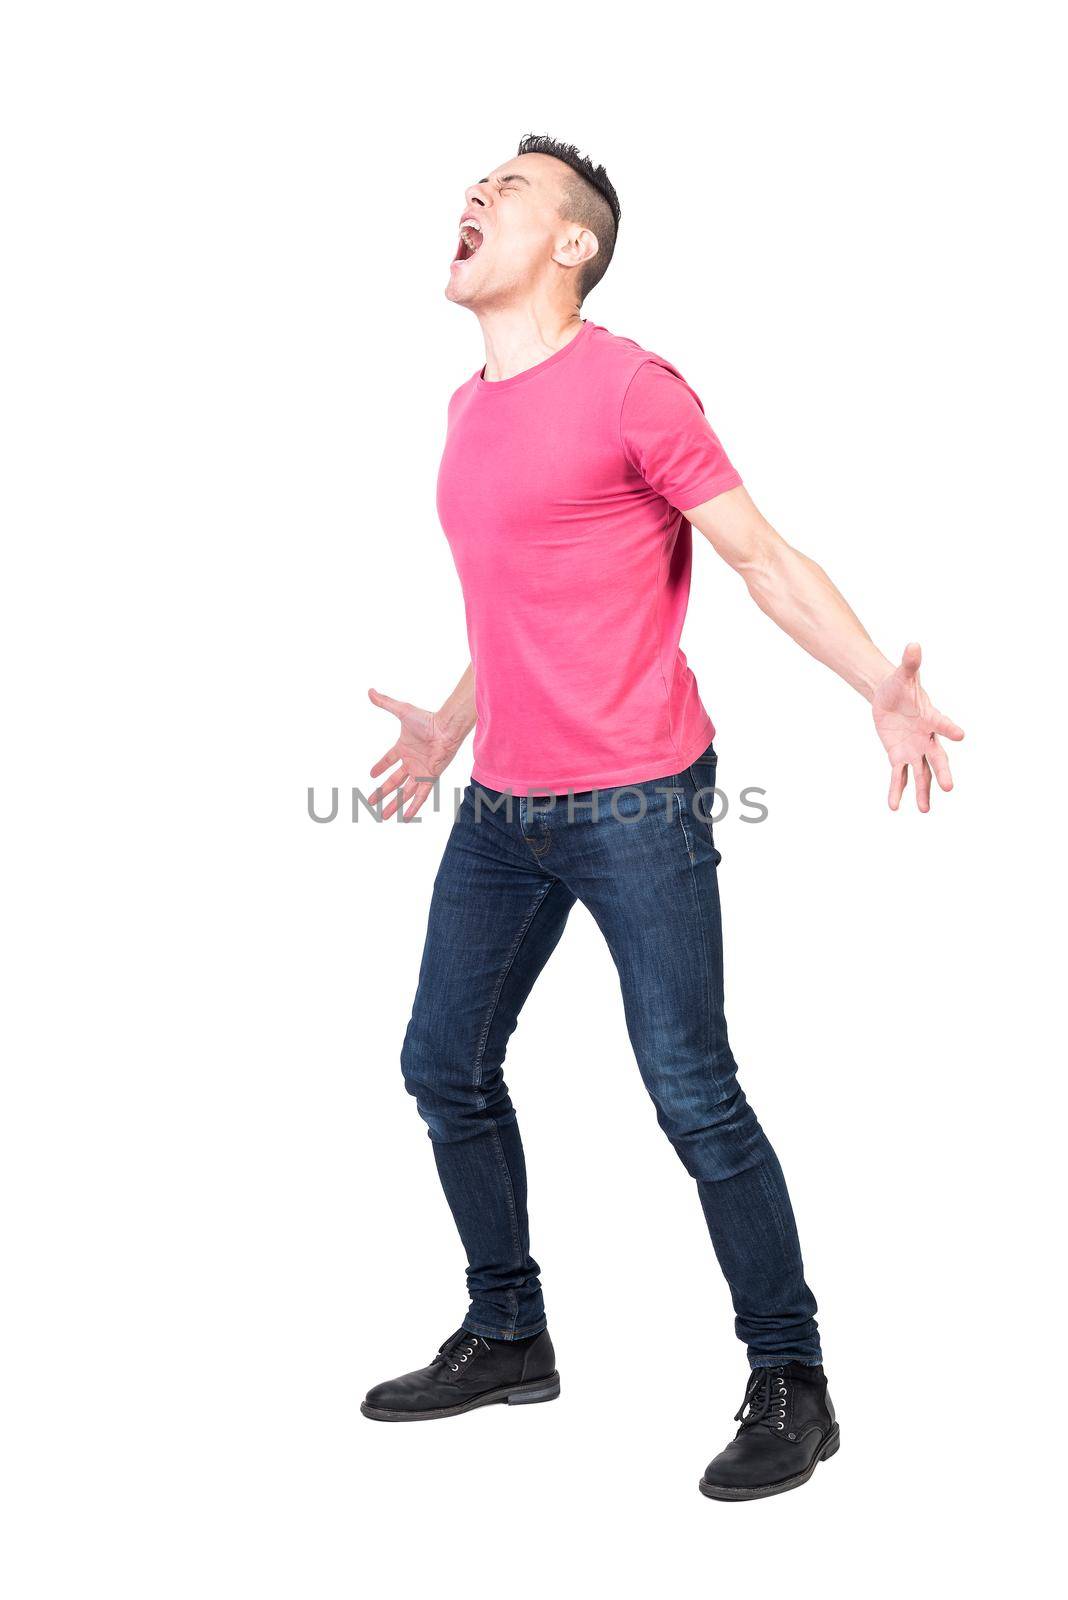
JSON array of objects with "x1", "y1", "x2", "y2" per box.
[{"x1": 552, "y1": 227, "x2": 599, "y2": 273}]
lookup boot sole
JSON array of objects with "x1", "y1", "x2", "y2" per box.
[
  {"x1": 699, "y1": 1424, "x2": 840, "y2": 1501},
  {"x1": 360, "y1": 1371, "x2": 561, "y2": 1422}
]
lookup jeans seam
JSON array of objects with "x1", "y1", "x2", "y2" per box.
[
  {"x1": 471, "y1": 880, "x2": 556, "y2": 1325},
  {"x1": 677, "y1": 776, "x2": 714, "y2": 1063},
  {"x1": 487, "y1": 1129, "x2": 521, "y2": 1334},
  {"x1": 471, "y1": 879, "x2": 555, "y2": 1091}
]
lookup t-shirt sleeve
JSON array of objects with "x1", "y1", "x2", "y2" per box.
[{"x1": 619, "y1": 359, "x2": 742, "y2": 510}]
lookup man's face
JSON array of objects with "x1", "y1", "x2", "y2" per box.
[{"x1": 446, "y1": 153, "x2": 574, "y2": 309}]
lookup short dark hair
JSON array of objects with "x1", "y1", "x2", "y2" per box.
[{"x1": 517, "y1": 133, "x2": 621, "y2": 303}]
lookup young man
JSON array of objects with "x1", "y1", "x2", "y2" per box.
[{"x1": 359, "y1": 135, "x2": 963, "y2": 1500}]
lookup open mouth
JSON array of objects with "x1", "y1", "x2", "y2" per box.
[{"x1": 453, "y1": 220, "x2": 484, "y2": 264}]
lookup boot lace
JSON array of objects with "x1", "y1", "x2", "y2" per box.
[
  {"x1": 735, "y1": 1365, "x2": 788, "y2": 1433},
  {"x1": 435, "y1": 1328, "x2": 484, "y2": 1374}
]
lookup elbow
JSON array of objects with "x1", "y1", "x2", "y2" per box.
[
  {"x1": 739, "y1": 543, "x2": 783, "y2": 608},
  {"x1": 741, "y1": 537, "x2": 818, "y2": 617}
]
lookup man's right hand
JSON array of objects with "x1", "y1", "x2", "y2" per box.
[{"x1": 367, "y1": 686, "x2": 467, "y2": 821}]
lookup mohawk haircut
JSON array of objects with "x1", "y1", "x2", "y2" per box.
[{"x1": 517, "y1": 133, "x2": 621, "y2": 304}]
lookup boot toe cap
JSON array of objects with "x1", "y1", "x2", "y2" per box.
[
  {"x1": 362, "y1": 1367, "x2": 442, "y2": 1413},
  {"x1": 702, "y1": 1446, "x2": 756, "y2": 1490},
  {"x1": 702, "y1": 1433, "x2": 799, "y2": 1491},
  {"x1": 363, "y1": 1380, "x2": 404, "y2": 1410}
]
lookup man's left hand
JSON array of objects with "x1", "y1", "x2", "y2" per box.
[{"x1": 873, "y1": 643, "x2": 965, "y2": 812}]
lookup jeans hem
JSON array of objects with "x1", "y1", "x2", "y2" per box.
[
  {"x1": 748, "y1": 1354, "x2": 824, "y2": 1369},
  {"x1": 464, "y1": 1315, "x2": 548, "y2": 1342}
]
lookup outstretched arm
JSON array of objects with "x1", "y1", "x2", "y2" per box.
[
  {"x1": 684, "y1": 485, "x2": 964, "y2": 812},
  {"x1": 367, "y1": 663, "x2": 475, "y2": 821}
]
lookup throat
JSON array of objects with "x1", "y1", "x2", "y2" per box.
[{"x1": 478, "y1": 316, "x2": 586, "y2": 383}]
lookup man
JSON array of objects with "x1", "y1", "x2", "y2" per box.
[{"x1": 359, "y1": 135, "x2": 963, "y2": 1500}]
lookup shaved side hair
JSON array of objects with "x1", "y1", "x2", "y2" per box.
[{"x1": 517, "y1": 133, "x2": 621, "y2": 303}]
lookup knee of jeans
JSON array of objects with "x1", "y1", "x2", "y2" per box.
[
  {"x1": 652, "y1": 1076, "x2": 762, "y2": 1179},
  {"x1": 400, "y1": 1027, "x2": 448, "y2": 1110},
  {"x1": 400, "y1": 1027, "x2": 508, "y2": 1142}
]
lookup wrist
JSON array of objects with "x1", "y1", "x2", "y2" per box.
[
  {"x1": 858, "y1": 650, "x2": 896, "y2": 702},
  {"x1": 436, "y1": 697, "x2": 474, "y2": 748}
]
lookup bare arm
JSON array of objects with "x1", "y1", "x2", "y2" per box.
[
  {"x1": 367, "y1": 663, "x2": 475, "y2": 821},
  {"x1": 683, "y1": 485, "x2": 964, "y2": 811}
]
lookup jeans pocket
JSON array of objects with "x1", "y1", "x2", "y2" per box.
[
  {"x1": 686, "y1": 744, "x2": 718, "y2": 791},
  {"x1": 683, "y1": 758, "x2": 722, "y2": 866}
]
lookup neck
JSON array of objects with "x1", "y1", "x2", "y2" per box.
[{"x1": 477, "y1": 301, "x2": 584, "y2": 382}]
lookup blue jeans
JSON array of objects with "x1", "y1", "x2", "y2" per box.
[{"x1": 400, "y1": 743, "x2": 822, "y2": 1367}]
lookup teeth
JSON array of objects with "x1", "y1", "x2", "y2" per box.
[{"x1": 460, "y1": 221, "x2": 483, "y2": 247}]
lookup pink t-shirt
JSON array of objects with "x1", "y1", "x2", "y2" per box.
[{"x1": 436, "y1": 318, "x2": 742, "y2": 792}]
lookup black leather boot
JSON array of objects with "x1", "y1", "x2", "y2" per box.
[
  {"x1": 700, "y1": 1362, "x2": 839, "y2": 1500},
  {"x1": 361, "y1": 1326, "x2": 560, "y2": 1421}
]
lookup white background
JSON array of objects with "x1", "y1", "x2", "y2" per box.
[{"x1": 2, "y1": 2, "x2": 1064, "y2": 1595}]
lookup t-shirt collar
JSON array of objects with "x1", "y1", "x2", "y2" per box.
[{"x1": 475, "y1": 318, "x2": 594, "y2": 392}]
